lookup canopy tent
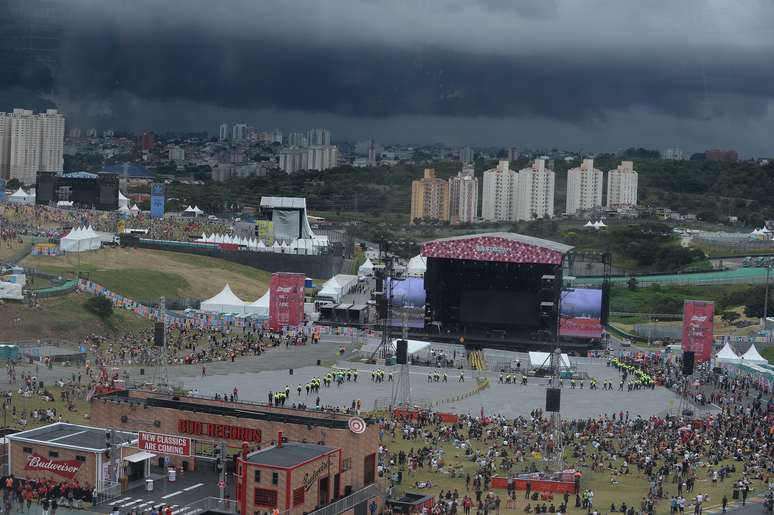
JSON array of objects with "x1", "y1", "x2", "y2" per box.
[
  {"x1": 245, "y1": 290, "x2": 270, "y2": 318},
  {"x1": 715, "y1": 343, "x2": 741, "y2": 364},
  {"x1": 528, "y1": 351, "x2": 572, "y2": 370},
  {"x1": 317, "y1": 274, "x2": 358, "y2": 303},
  {"x1": 60, "y1": 226, "x2": 101, "y2": 253},
  {"x1": 129, "y1": 204, "x2": 141, "y2": 216},
  {"x1": 192, "y1": 206, "x2": 204, "y2": 216},
  {"x1": 8, "y1": 187, "x2": 33, "y2": 204},
  {"x1": 741, "y1": 344, "x2": 768, "y2": 364},
  {"x1": 358, "y1": 258, "x2": 375, "y2": 277},
  {"x1": 200, "y1": 284, "x2": 247, "y2": 314},
  {"x1": 118, "y1": 191, "x2": 130, "y2": 209},
  {"x1": 183, "y1": 205, "x2": 195, "y2": 214},
  {"x1": 406, "y1": 255, "x2": 427, "y2": 277},
  {"x1": 583, "y1": 221, "x2": 594, "y2": 228}
]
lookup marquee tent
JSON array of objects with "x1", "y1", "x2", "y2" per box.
[
  {"x1": 741, "y1": 344, "x2": 768, "y2": 364},
  {"x1": 118, "y1": 191, "x2": 130, "y2": 209},
  {"x1": 406, "y1": 255, "x2": 427, "y2": 277},
  {"x1": 358, "y1": 258, "x2": 375, "y2": 277},
  {"x1": 8, "y1": 187, "x2": 33, "y2": 204},
  {"x1": 715, "y1": 343, "x2": 741, "y2": 364},
  {"x1": 200, "y1": 284, "x2": 247, "y2": 314},
  {"x1": 129, "y1": 204, "x2": 141, "y2": 215},
  {"x1": 245, "y1": 290, "x2": 270, "y2": 318},
  {"x1": 192, "y1": 206, "x2": 204, "y2": 216},
  {"x1": 528, "y1": 351, "x2": 572, "y2": 370},
  {"x1": 60, "y1": 226, "x2": 102, "y2": 252},
  {"x1": 317, "y1": 274, "x2": 358, "y2": 303}
]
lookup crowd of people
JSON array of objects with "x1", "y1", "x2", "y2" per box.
[
  {"x1": 0, "y1": 474, "x2": 95, "y2": 513},
  {"x1": 374, "y1": 358, "x2": 774, "y2": 515}
]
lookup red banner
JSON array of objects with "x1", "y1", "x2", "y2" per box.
[
  {"x1": 138, "y1": 432, "x2": 191, "y2": 457},
  {"x1": 269, "y1": 272, "x2": 305, "y2": 331},
  {"x1": 25, "y1": 454, "x2": 83, "y2": 479},
  {"x1": 682, "y1": 300, "x2": 714, "y2": 363}
]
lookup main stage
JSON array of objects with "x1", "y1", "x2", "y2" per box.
[{"x1": 417, "y1": 232, "x2": 607, "y2": 353}]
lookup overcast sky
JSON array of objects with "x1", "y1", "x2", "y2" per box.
[{"x1": 2, "y1": 0, "x2": 773, "y2": 155}]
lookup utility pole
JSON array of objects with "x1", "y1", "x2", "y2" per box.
[
  {"x1": 217, "y1": 442, "x2": 226, "y2": 499},
  {"x1": 764, "y1": 265, "x2": 771, "y2": 328}
]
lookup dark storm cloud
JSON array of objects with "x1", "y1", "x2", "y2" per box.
[{"x1": 2, "y1": 0, "x2": 774, "y2": 151}]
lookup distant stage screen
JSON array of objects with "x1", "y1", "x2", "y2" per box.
[
  {"x1": 387, "y1": 277, "x2": 426, "y2": 328},
  {"x1": 559, "y1": 288, "x2": 603, "y2": 338},
  {"x1": 460, "y1": 290, "x2": 538, "y2": 326}
]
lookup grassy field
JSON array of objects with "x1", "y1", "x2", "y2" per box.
[
  {"x1": 1, "y1": 292, "x2": 152, "y2": 342},
  {"x1": 0, "y1": 235, "x2": 33, "y2": 263},
  {"x1": 383, "y1": 429, "x2": 760, "y2": 514},
  {"x1": 20, "y1": 247, "x2": 270, "y2": 301},
  {"x1": 0, "y1": 382, "x2": 92, "y2": 430}
]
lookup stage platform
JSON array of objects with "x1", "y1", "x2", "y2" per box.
[{"x1": 406, "y1": 329, "x2": 603, "y2": 354}]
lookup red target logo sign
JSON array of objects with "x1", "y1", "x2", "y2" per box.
[{"x1": 348, "y1": 416, "x2": 367, "y2": 434}]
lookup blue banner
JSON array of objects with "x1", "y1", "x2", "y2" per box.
[
  {"x1": 150, "y1": 183, "x2": 165, "y2": 219},
  {"x1": 0, "y1": 179, "x2": 5, "y2": 201}
]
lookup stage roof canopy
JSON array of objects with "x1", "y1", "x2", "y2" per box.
[{"x1": 421, "y1": 232, "x2": 573, "y2": 265}]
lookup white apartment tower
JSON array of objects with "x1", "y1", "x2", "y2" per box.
[
  {"x1": 482, "y1": 160, "x2": 518, "y2": 222},
  {"x1": 307, "y1": 129, "x2": 331, "y2": 146},
  {"x1": 607, "y1": 160, "x2": 638, "y2": 207},
  {"x1": 231, "y1": 124, "x2": 247, "y2": 142},
  {"x1": 449, "y1": 164, "x2": 478, "y2": 224},
  {"x1": 0, "y1": 109, "x2": 64, "y2": 184},
  {"x1": 566, "y1": 158, "x2": 603, "y2": 215},
  {"x1": 516, "y1": 158, "x2": 555, "y2": 221},
  {"x1": 219, "y1": 123, "x2": 229, "y2": 142}
]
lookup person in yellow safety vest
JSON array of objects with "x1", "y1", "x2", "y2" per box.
[{"x1": 571, "y1": 379, "x2": 576, "y2": 389}]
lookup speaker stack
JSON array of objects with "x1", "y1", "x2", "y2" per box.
[
  {"x1": 154, "y1": 322, "x2": 165, "y2": 347},
  {"x1": 545, "y1": 388, "x2": 561, "y2": 412},
  {"x1": 682, "y1": 351, "x2": 695, "y2": 376},
  {"x1": 396, "y1": 339, "x2": 408, "y2": 365}
]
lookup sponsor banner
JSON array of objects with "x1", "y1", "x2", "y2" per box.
[
  {"x1": 177, "y1": 420, "x2": 261, "y2": 443},
  {"x1": 682, "y1": 300, "x2": 714, "y2": 363},
  {"x1": 150, "y1": 183, "x2": 165, "y2": 219},
  {"x1": 138, "y1": 432, "x2": 191, "y2": 457},
  {"x1": 25, "y1": 454, "x2": 83, "y2": 479},
  {"x1": 268, "y1": 272, "x2": 305, "y2": 331},
  {"x1": 421, "y1": 235, "x2": 564, "y2": 265}
]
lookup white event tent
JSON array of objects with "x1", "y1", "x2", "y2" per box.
[
  {"x1": 406, "y1": 255, "x2": 427, "y2": 277},
  {"x1": 741, "y1": 344, "x2": 768, "y2": 364},
  {"x1": 715, "y1": 343, "x2": 741, "y2": 364},
  {"x1": 118, "y1": 192, "x2": 130, "y2": 209},
  {"x1": 60, "y1": 226, "x2": 102, "y2": 252},
  {"x1": 528, "y1": 351, "x2": 572, "y2": 370},
  {"x1": 200, "y1": 284, "x2": 247, "y2": 314},
  {"x1": 245, "y1": 290, "x2": 270, "y2": 318},
  {"x1": 8, "y1": 187, "x2": 33, "y2": 204},
  {"x1": 358, "y1": 258, "x2": 375, "y2": 277}
]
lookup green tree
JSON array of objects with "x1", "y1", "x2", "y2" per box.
[{"x1": 84, "y1": 295, "x2": 113, "y2": 319}]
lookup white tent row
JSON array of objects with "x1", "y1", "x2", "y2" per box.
[
  {"x1": 716, "y1": 343, "x2": 769, "y2": 365},
  {"x1": 583, "y1": 220, "x2": 607, "y2": 229},
  {"x1": 199, "y1": 284, "x2": 271, "y2": 317},
  {"x1": 195, "y1": 233, "x2": 328, "y2": 254},
  {"x1": 183, "y1": 205, "x2": 205, "y2": 216},
  {"x1": 60, "y1": 226, "x2": 102, "y2": 253}
]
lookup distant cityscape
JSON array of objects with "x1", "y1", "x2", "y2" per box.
[{"x1": 0, "y1": 107, "x2": 761, "y2": 225}]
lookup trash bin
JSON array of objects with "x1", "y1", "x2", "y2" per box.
[
  {"x1": 733, "y1": 488, "x2": 739, "y2": 500},
  {"x1": 145, "y1": 479, "x2": 154, "y2": 492},
  {"x1": 140, "y1": 368, "x2": 144, "y2": 376},
  {"x1": 168, "y1": 468, "x2": 177, "y2": 482}
]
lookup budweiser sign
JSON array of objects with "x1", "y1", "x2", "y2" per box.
[{"x1": 25, "y1": 454, "x2": 83, "y2": 479}]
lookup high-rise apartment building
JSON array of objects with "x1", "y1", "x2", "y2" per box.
[
  {"x1": 278, "y1": 148, "x2": 308, "y2": 174},
  {"x1": 286, "y1": 132, "x2": 308, "y2": 147},
  {"x1": 219, "y1": 123, "x2": 229, "y2": 142},
  {"x1": 410, "y1": 168, "x2": 450, "y2": 223},
  {"x1": 481, "y1": 160, "x2": 518, "y2": 222},
  {"x1": 0, "y1": 109, "x2": 65, "y2": 184},
  {"x1": 307, "y1": 145, "x2": 339, "y2": 171},
  {"x1": 448, "y1": 164, "x2": 478, "y2": 224},
  {"x1": 607, "y1": 161, "x2": 638, "y2": 208},
  {"x1": 307, "y1": 129, "x2": 331, "y2": 146},
  {"x1": 367, "y1": 143, "x2": 377, "y2": 165},
  {"x1": 459, "y1": 147, "x2": 474, "y2": 164},
  {"x1": 231, "y1": 124, "x2": 247, "y2": 142},
  {"x1": 515, "y1": 158, "x2": 555, "y2": 221},
  {"x1": 507, "y1": 147, "x2": 519, "y2": 162},
  {"x1": 566, "y1": 158, "x2": 603, "y2": 215}
]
